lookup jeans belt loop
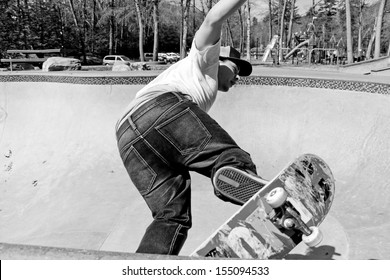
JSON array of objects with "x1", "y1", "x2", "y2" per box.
[
  {"x1": 172, "y1": 91, "x2": 188, "y2": 102},
  {"x1": 127, "y1": 115, "x2": 137, "y2": 131}
]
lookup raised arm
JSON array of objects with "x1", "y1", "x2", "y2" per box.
[{"x1": 195, "y1": 0, "x2": 247, "y2": 51}]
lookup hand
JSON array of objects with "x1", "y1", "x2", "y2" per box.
[{"x1": 195, "y1": 0, "x2": 248, "y2": 51}]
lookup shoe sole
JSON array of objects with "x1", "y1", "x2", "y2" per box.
[{"x1": 213, "y1": 166, "x2": 267, "y2": 205}]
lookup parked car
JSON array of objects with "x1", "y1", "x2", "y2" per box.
[
  {"x1": 144, "y1": 53, "x2": 166, "y2": 63},
  {"x1": 102, "y1": 55, "x2": 132, "y2": 65},
  {"x1": 159, "y1": 52, "x2": 179, "y2": 63},
  {"x1": 166, "y1": 52, "x2": 180, "y2": 62}
]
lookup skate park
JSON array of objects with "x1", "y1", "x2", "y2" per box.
[{"x1": 0, "y1": 64, "x2": 389, "y2": 260}]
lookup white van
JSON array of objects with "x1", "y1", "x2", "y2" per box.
[{"x1": 102, "y1": 55, "x2": 131, "y2": 65}]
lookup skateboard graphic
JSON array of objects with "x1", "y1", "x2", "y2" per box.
[{"x1": 191, "y1": 154, "x2": 335, "y2": 259}]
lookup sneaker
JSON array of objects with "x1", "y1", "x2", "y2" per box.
[{"x1": 213, "y1": 166, "x2": 267, "y2": 205}]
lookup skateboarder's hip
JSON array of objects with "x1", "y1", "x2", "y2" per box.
[{"x1": 116, "y1": 91, "x2": 256, "y2": 187}]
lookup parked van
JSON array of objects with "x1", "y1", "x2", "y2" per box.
[{"x1": 102, "y1": 55, "x2": 131, "y2": 65}]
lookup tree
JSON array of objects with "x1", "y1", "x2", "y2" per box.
[
  {"x1": 366, "y1": 16, "x2": 377, "y2": 59},
  {"x1": 1, "y1": 0, "x2": 388, "y2": 65},
  {"x1": 109, "y1": 0, "x2": 115, "y2": 55},
  {"x1": 388, "y1": 40, "x2": 390, "y2": 56},
  {"x1": 374, "y1": 0, "x2": 388, "y2": 58},
  {"x1": 224, "y1": 19, "x2": 234, "y2": 47},
  {"x1": 238, "y1": 7, "x2": 244, "y2": 53},
  {"x1": 158, "y1": 2, "x2": 181, "y2": 52},
  {"x1": 287, "y1": 0, "x2": 297, "y2": 48},
  {"x1": 192, "y1": 0, "x2": 197, "y2": 34},
  {"x1": 152, "y1": 0, "x2": 160, "y2": 61},
  {"x1": 268, "y1": 0, "x2": 273, "y2": 42},
  {"x1": 180, "y1": 0, "x2": 191, "y2": 59},
  {"x1": 345, "y1": 0, "x2": 353, "y2": 63},
  {"x1": 134, "y1": 0, "x2": 145, "y2": 61},
  {"x1": 357, "y1": 0, "x2": 368, "y2": 58},
  {"x1": 246, "y1": 0, "x2": 251, "y2": 61},
  {"x1": 67, "y1": 0, "x2": 87, "y2": 61},
  {"x1": 315, "y1": 0, "x2": 339, "y2": 47},
  {"x1": 278, "y1": 0, "x2": 287, "y2": 62}
]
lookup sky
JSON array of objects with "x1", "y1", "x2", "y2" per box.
[
  {"x1": 251, "y1": 0, "x2": 314, "y2": 19},
  {"x1": 252, "y1": 0, "x2": 380, "y2": 19},
  {"x1": 298, "y1": 0, "x2": 315, "y2": 13}
]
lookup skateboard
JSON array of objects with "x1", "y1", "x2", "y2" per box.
[{"x1": 191, "y1": 154, "x2": 335, "y2": 259}]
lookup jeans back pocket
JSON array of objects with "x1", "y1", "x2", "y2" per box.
[{"x1": 156, "y1": 108, "x2": 211, "y2": 156}]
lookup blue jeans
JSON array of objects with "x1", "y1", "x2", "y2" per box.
[{"x1": 116, "y1": 92, "x2": 256, "y2": 255}]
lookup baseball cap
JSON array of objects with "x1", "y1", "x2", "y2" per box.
[{"x1": 219, "y1": 46, "x2": 252, "y2": 76}]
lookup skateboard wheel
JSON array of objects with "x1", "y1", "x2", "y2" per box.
[
  {"x1": 266, "y1": 187, "x2": 288, "y2": 208},
  {"x1": 302, "y1": 226, "x2": 323, "y2": 247}
]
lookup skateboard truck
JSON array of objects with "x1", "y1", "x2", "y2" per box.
[{"x1": 266, "y1": 187, "x2": 323, "y2": 247}]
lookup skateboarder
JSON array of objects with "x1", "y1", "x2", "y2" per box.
[{"x1": 116, "y1": 0, "x2": 260, "y2": 255}]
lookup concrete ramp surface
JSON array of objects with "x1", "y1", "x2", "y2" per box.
[{"x1": 1, "y1": 71, "x2": 390, "y2": 259}]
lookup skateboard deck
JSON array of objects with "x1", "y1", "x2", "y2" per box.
[{"x1": 191, "y1": 154, "x2": 335, "y2": 259}]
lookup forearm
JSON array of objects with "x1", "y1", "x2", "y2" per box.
[
  {"x1": 207, "y1": 0, "x2": 247, "y2": 26},
  {"x1": 195, "y1": 0, "x2": 248, "y2": 50}
]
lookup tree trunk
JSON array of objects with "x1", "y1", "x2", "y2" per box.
[
  {"x1": 226, "y1": 20, "x2": 235, "y2": 48},
  {"x1": 192, "y1": 0, "x2": 196, "y2": 35},
  {"x1": 180, "y1": 0, "x2": 191, "y2": 59},
  {"x1": 135, "y1": 0, "x2": 145, "y2": 61},
  {"x1": 82, "y1": 0, "x2": 87, "y2": 63},
  {"x1": 357, "y1": 0, "x2": 363, "y2": 58},
  {"x1": 152, "y1": 0, "x2": 160, "y2": 62},
  {"x1": 387, "y1": 42, "x2": 390, "y2": 56},
  {"x1": 374, "y1": 0, "x2": 387, "y2": 58},
  {"x1": 16, "y1": 0, "x2": 27, "y2": 48},
  {"x1": 56, "y1": 6, "x2": 65, "y2": 50},
  {"x1": 246, "y1": 0, "x2": 251, "y2": 61},
  {"x1": 22, "y1": 0, "x2": 30, "y2": 48},
  {"x1": 345, "y1": 0, "x2": 353, "y2": 64},
  {"x1": 279, "y1": 0, "x2": 287, "y2": 62},
  {"x1": 238, "y1": 7, "x2": 244, "y2": 53},
  {"x1": 91, "y1": 0, "x2": 96, "y2": 53},
  {"x1": 68, "y1": 0, "x2": 79, "y2": 32},
  {"x1": 109, "y1": 0, "x2": 115, "y2": 55},
  {"x1": 287, "y1": 0, "x2": 296, "y2": 49},
  {"x1": 207, "y1": 0, "x2": 212, "y2": 12},
  {"x1": 366, "y1": 18, "x2": 377, "y2": 59},
  {"x1": 268, "y1": 0, "x2": 272, "y2": 42},
  {"x1": 68, "y1": 0, "x2": 87, "y2": 58}
]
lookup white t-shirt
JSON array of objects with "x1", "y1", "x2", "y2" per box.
[{"x1": 117, "y1": 38, "x2": 220, "y2": 127}]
